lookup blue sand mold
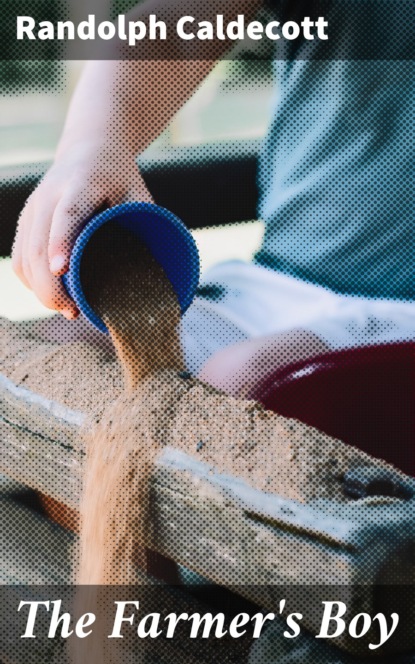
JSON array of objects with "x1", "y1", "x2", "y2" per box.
[{"x1": 62, "y1": 202, "x2": 200, "y2": 334}]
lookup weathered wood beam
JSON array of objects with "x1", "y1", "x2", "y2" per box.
[
  {"x1": 2, "y1": 372, "x2": 415, "y2": 654},
  {"x1": 0, "y1": 500, "x2": 251, "y2": 664}
]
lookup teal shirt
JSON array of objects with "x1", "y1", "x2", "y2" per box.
[{"x1": 257, "y1": 14, "x2": 415, "y2": 301}]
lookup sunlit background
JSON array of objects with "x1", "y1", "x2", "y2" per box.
[{"x1": 1, "y1": 36, "x2": 274, "y2": 319}]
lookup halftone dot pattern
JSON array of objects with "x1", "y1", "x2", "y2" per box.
[
  {"x1": 257, "y1": 59, "x2": 415, "y2": 302},
  {"x1": 2, "y1": 2, "x2": 415, "y2": 61},
  {"x1": 1, "y1": 3, "x2": 415, "y2": 662}
]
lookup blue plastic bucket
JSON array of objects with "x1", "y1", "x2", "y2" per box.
[{"x1": 62, "y1": 202, "x2": 200, "y2": 334}]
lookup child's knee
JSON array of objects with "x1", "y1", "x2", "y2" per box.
[{"x1": 198, "y1": 329, "x2": 328, "y2": 398}]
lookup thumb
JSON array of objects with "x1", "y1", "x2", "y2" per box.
[{"x1": 48, "y1": 194, "x2": 103, "y2": 275}]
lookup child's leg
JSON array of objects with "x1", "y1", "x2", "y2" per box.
[{"x1": 198, "y1": 329, "x2": 329, "y2": 397}]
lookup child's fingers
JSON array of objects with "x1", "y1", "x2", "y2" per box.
[
  {"x1": 27, "y1": 194, "x2": 78, "y2": 315},
  {"x1": 13, "y1": 163, "x2": 150, "y2": 316},
  {"x1": 30, "y1": 252, "x2": 79, "y2": 317},
  {"x1": 25, "y1": 188, "x2": 60, "y2": 289},
  {"x1": 12, "y1": 190, "x2": 41, "y2": 290},
  {"x1": 11, "y1": 210, "x2": 31, "y2": 290},
  {"x1": 48, "y1": 188, "x2": 105, "y2": 277}
]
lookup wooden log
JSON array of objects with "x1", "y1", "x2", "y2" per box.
[
  {"x1": 1, "y1": 372, "x2": 415, "y2": 655},
  {"x1": 0, "y1": 499, "x2": 253, "y2": 664}
]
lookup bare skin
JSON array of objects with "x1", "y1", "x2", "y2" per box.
[
  {"x1": 12, "y1": 0, "x2": 262, "y2": 319},
  {"x1": 24, "y1": 311, "x2": 328, "y2": 397},
  {"x1": 199, "y1": 330, "x2": 330, "y2": 397},
  {"x1": 11, "y1": 0, "x2": 326, "y2": 394}
]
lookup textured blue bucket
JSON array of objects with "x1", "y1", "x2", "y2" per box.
[{"x1": 62, "y1": 202, "x2": 200, "y2": 334}]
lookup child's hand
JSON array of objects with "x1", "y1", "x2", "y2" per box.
[{"x1": 12, "y1": 142, "x2": 153, "y2": 319}]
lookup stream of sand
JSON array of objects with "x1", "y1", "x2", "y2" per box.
[
  {"x1": 0, "y1": 222, "x2": 407, "y2": 663},
  {"x1": 71, "y1": 222, "x2": 186, "y2": 662},
  {"x1": 78, "y1": 221, "x2": 185, "y2": 582}
]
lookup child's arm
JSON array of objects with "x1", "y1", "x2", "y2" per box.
[{"x1": 12, "y1": 0, "x2": 261, "y2": 319}]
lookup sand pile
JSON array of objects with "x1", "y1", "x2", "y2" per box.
[
  {"x1": 1, "y1": 223, "x2": 406, "y2": 661},
  {"x1": 0, "y1": 315, "x2": 396, "y2": 509},
  {"x1": 0, "y1": 327, "x2": 397, "y2": 508}
]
